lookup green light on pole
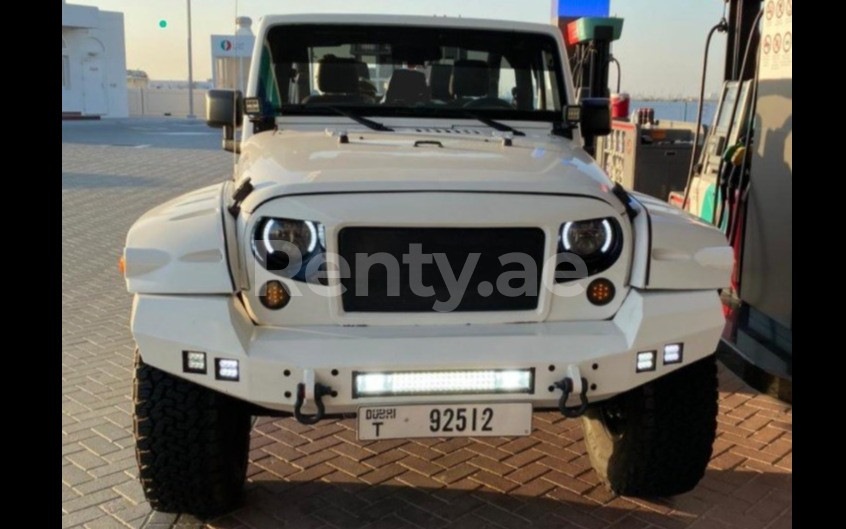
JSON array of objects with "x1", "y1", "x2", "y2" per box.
[{"x1": 158, "y1": 20, "x2": 168, "y2": 29}]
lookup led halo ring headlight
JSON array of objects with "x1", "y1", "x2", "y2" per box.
[
  {"x1": 561, "y1": 219, "x2": 613, "y2": 254},
  {"x1": 260, "y1": 217, "x2": 318, "y2": 255},
  {"x1": 556, "y1": 217, "x2": 623, "y2": 281},
  {"x1": 252, "y1": 217, "x2": 326, "y2": 283}
]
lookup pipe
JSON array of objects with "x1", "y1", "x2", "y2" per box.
[
  {"x1": 681, "y1": 19, "x2": 728, "y2": 210},
  {"x1": 710, "y1": 8, "x2": 763, "y2": 227},
  {"x1": 186, "y1": 0, "x2": 195, "y2": 118},
  {"x1": 724, "y1": 34, "x2": 762, "y2": 292},
  {"x1": 609, "y1": 56, "x2": 621, "y2": 94},
  {"x1": 729, "y1": 54, "x2": 760, "y2": 246}
]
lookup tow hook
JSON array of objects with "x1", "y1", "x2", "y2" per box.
[
  {"x1": 293, "y1": 369, "x2": 333, "y2": 425},
  {"x1": 555, "y1": 366, "x2": 589, "y2": 418}
]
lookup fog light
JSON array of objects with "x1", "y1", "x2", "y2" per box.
[
  {"x1": 182, "y1": 350, "x2": 206, "y2": 374},
  {"x1": 586, "y1": 278, "x2": 615, "y2": 306},
  {"x1": 663, "y1": 343, "x2": 683, "y2": 364},
  {"x1": 636, "y1": 351, "x2": 656, "y2": 372},
  {"x1": 353, "y1": 369, "x2": 533, "y2": 398},
  {"x1": 215, "y1": 358, "x2": 239, "y2": 381},
  {"x1": 260, "y1": 280, "x2": 290, "y2": 310}
]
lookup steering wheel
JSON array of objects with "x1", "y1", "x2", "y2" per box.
[{"x1": 463, "y1": 97, "x2": 514, "y2": 109}]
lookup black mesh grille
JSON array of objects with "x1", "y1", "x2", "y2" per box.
[{"x1": 338, "y1": 227, "x2": 545, "y2": 312}]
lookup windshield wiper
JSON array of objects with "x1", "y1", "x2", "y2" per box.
[
  {"x1": 324, "y1": 106, "x2": 394, "y2": 132},
  {"x1": 462, "y1": 111, "x2": 525, "y2": 137}
]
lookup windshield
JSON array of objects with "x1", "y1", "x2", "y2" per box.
[{"x1": 258, "y1": 24, "x2": 567, "y2": 122}]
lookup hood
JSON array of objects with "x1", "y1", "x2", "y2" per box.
[{"x1": 237, "y1": 130, "x2": 624, "y2": 213}]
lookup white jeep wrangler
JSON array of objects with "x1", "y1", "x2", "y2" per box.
[{"x1": 123, "y1": 14, "x2": 732, "y2": 516}]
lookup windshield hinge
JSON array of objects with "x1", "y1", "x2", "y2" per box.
[
  {"x1": 551, "y1": 121, "x2": 575, "y2": 138},
  {"x1": 244, "y1": 97, "x2": 276, "y2": 133},
  {"x1": 612, "y1": 182, "x2": 640, "y2": 219},
  {"x1": 228, "y1": 178, "x2": 254, "y2": 217},
  {"x1": 326, "y1": 128, "x2": 350, "y2": 144}
]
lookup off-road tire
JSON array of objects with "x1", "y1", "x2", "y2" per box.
[
  {"x1": 133, "y1": 350, "x2": 252, "y2": 517},
  {"x1": 581, "y1": 354, "x2": 718, "y2": 497}
]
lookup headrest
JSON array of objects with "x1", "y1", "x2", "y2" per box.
[
  {"x1": 354, "y1": 60, "x2": 370, "y2": 80},
  {"x1": 429, "y1": 64, "x2": 452, "y2": 100},
  {"x1": 385, "y1": 70, "x2": 428, "y2": 104},
  {"x1": 450, "y1": 60, "x2": 490, "y2": 98},
  {"x1": 316, "y1": 57, "x2": 359, "y2": 94}
]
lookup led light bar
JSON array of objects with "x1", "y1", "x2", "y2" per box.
[
  {"x1": 353, "y1": 369, "x2": 534, "y2": 398},
  {"x1": 636, "y1": 351, "x2": 656, "y2": 373},
  {"x1": 663, "y1": 343, "x2": 683, "y2": 364}
]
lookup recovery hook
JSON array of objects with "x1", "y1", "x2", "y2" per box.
[
  {"x1": 294, "y1": 382, "x2": 333, "y2": 425},
  {"x1": 555, "y1": 375, "x2": 590, "y2": 418}
]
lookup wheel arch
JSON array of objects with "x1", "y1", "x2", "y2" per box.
[
  {"x1": 628, "y1": 192, "x2": 732, "y2": 290},
  {"x1": 123, "y1": 182, "x2": 239, "y2": 294}
]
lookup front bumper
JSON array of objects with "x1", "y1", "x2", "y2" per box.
[{"x1": 131, "y1": 289, "x2": 724, "y2": 414}]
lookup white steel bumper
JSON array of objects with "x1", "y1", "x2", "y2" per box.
[{"x1": 131, "y1": 289, "x2": 724, "y2": 414}]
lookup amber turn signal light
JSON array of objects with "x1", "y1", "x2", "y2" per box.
[
  {"x1": 260, "y1": 280, "x2": 290, "y2": 310},
  {"x1": 587, "y1": 278, "x2": 615, "y2": 306},
  {"x1": 118, "y1": 256, "x2": 126, "y2": 276}
]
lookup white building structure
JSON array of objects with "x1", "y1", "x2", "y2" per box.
[
  {"x1": 62, "y1": 0, "x2": 128, "y2": 117},
  {"x1": 127, "y1": 70, "x2": 149, "y2": 90},
  {"x1": 211, "y1": 17, "x2": 255, "y2": 91}
]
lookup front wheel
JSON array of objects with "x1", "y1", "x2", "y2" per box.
[
  {"x1": 581, "y1": 355, "x2": 718, "y2": 497},
  {"x1": 133, "y1": 350, "x2": 252, "y2": 517}
]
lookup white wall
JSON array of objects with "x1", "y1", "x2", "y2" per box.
[
  {"x1": 61, "y1": 2, "x2": 97, "y2": 28},
  {"x1": 128, "y1": 88, "x2": 207, "y2": 118},
  {"x1": 62, "y1": 5, "x2": 128, "y2": 117},
  {"x1": 61, "y1": 30, "x2": 83, "y2": 113},
  {"x1": 98, "y1": 11, "x2": 128, "y2": 117}
]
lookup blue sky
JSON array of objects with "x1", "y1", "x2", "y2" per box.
[{"x1": 72, "y1": 0, "x2": 728, "y2": 97}]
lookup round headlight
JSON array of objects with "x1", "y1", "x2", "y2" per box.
[
  {"x1": 253, "y1": 218, "x2": 323, "y2": 278},
  {"x1": 561, "y1": 219, "x2": 613, "y2": 257},
  {"x1": 261, "y1": 218, "x2": 318, "y2": 255},
  {"x1": 556, "y1": 217, "x2": 622, "y2": 282}
]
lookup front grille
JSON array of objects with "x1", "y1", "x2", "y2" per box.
[{"x1": 338, "y1": 227, "x2": 545, "y2": 312}]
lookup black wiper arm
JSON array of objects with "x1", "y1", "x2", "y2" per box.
[
  {"x1": 462, "y1": 111, "x2": 525, "y2": 137},
  {"x1": 325, "y1": 106, "x2": 394, "y2": 132}
]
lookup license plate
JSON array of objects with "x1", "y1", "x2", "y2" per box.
[{"x1": 357, "y1": 403, "x2": 532, "y2": 440}]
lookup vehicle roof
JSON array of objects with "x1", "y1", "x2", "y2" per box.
[{"x1": 255, "y1": 13, "x2": 561, "y2": 38}]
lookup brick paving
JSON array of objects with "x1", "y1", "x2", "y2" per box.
[{"x1": 62, "y1": 137, "x2": 792, "y2": 529}]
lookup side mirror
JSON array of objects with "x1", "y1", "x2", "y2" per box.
[
  {"x1": 205, "y1": 89, "x2": 243, "y2": 128},
  {"x1": 205, "y1": 89, "x2": 242, "y2": 153},
  {"x1": 579, "y1": 98, "x2": 612, "y2": 137}
]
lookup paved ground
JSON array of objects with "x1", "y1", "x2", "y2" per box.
[
  {"x1": 62, "y1": 118, "x2": 221, "y2": 150},
  {"x1": 62, "y1": 119, "x2": 792, "y2": 529}
]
